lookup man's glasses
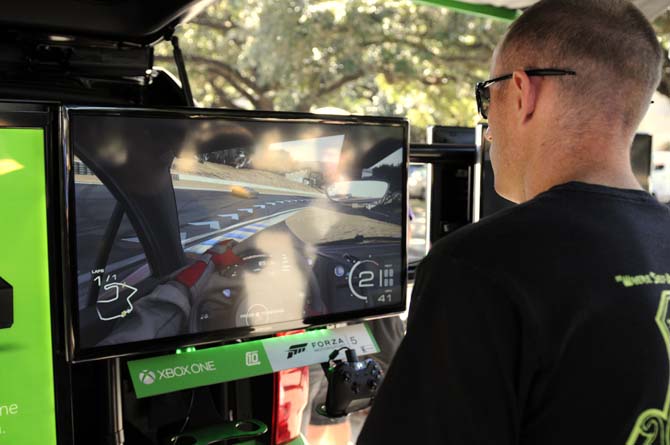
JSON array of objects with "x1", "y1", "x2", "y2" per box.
[{"x1": 475, "y1": 68, "x2": 577, "y2": 119}]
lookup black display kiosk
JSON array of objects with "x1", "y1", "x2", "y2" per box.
[
  {"x1": 414, "y1": 125, "x2": 488, "y2": 246},
  {"x1": 0, "y1": 103, "x2": 408, "y2": 445},
  {"x1": 0, "y1": 3, "x2": 411, "y2": 443},
  {"x1": 421, "y1": 126, "x2": 654, "y2": 246}
]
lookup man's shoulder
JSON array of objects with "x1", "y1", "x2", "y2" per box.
[{"x1": 424, "y1": 197, "x2": 549, "y2": 266}]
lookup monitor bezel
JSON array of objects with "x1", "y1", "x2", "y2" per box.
[{"x1": 62, "y1": 105, "x2": 409, "y2": 363}]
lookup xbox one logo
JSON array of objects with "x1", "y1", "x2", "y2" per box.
[{"x1": 139, "y1": 370, "x2": 156, "y2": 385}]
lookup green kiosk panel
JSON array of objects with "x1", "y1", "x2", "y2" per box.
[{"x1": 0, "y1": 128, "x2": 57, "y2": 444}]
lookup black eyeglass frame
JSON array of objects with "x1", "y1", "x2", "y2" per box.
[{"x1": 475, "y1": 68, "x2": 577, "y2": 119}]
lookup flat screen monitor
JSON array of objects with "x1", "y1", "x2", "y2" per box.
[
  {"x1": 65, "y1": 107, "x2": 408, "y2": 361},
  {"x1": 631, "y1": 133, "x2": 652, "y2": 192},
  {"x1": 428, "y1": 125, "x2": 475, "y2": 145}
]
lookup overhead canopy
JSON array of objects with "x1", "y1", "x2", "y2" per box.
[
  {"x1": 0, "y1": 0, "x2": 216, "y2": 45},
  {"x1": 0, "y1": 1, "x2": 664, "y2": 44},
  {"x1": 423, "y1": 0, "x2": 669, "y2": 21}
]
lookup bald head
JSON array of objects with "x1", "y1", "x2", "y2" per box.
[{"x1": 498, "y1": 0, "x2": 663, "y2": 130}]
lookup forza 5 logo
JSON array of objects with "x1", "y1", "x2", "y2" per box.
[
  {"x1": 286, "y1": 343, "x2": 308, "y2": 359},
  {"x1": 127, "y1": 324, "x2": 378, "y2": 398},
  {"x1": 310, "y1": 337, "x2": 347, "y2": 353}
]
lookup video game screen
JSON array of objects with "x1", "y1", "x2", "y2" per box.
[{"x1": 67, "y1": 108, "x2": 407, "y2": 358}]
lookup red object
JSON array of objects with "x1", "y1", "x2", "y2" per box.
[
  {"x1": 210, "y1": 248, "x2": 243, "y2": 268},
  {"x1": 175, "y1": 260, "x2": 207, "y2": 288},
  {"x1": 208, "y1": 239, "x2": 243, "y2": 268},
  {"x1": 273, "y1": 330, "x2": 310, "y2": 445}
]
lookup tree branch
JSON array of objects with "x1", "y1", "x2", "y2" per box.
[
  {"x1": 295, "y1": 69, "x2": 365, "y2": 111},
  {"x1": 208, "y1": 71, "x2": 273, "y2": 110},
  {"x1": 191, "y1": 15, "x2": 238, "y2": 34},
  {"x1": 156, "y1": 54, "x2": 262, "y2": 98},
  {"x1": 317, "y1": 70, "x2": 365, "y2": 97},
  {"x1": 208, "y1": 81, "x2": 244, "y2": 109},
  {"x1": 361, "y1": 37, "x2": 489, "y2": 64},
  {"x1": 154, "y1": 54, "x2": 268, "y2": 107},
  {"x1": 204, "y1": 67, "x2": 260, "y2": 108}
]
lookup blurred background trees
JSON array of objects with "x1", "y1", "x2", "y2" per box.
[
  {"x1": 155, "y1": 1, "x2": 670, "y2": 142},
  {"x1": 654, "y1": 10, "x2": 670, "y2": 98}
]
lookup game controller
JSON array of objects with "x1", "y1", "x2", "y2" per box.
[{"x1": 318, "y1": 347, "x2": 383, "y2": 418}]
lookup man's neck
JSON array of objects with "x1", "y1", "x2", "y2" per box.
[{"x1": 520, "y1": 136, "x2": 641, "y2": 202}]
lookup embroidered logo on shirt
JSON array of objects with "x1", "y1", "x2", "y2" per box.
[{"x1": 627, "y1": 291, "x2": 670, "y2": 445}]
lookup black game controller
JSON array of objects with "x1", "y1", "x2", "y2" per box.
[{"x1": 318, "y1": 347, "x2": 383, "y2": 418}]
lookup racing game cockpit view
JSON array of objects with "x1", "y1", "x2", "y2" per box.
[{"x1": 67, "y1": 108, "x2": 407, "y2": 359}]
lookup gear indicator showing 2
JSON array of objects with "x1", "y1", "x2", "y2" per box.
[{"x1": 348, "y1": 260, "x2": 395, "y2": 303}]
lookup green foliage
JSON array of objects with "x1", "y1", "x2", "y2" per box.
[
  {"x1": 653, "y1": 10, "x2": 670, "y2": 98},
  {"x1": 155, "y1": 2, "x2": 670, "y2": 142},
  {"x1": 655, "y1": 10, "x2": 670, "y2": 48},
  {"x1": 155, "y1": 0, "x2": 507, "y2": 141}
]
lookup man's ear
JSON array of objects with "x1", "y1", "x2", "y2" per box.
[{"x1": 511, "y1": 70, "x2": 540, "y2": 123}]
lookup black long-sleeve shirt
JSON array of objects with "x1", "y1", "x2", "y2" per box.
[{"x1": 359, "y1": 182, "x2": 670, "y2": 444}]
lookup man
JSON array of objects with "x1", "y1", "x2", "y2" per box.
[{"x1": 358, "y1": 0, "x2": 665, "y2": 443}]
